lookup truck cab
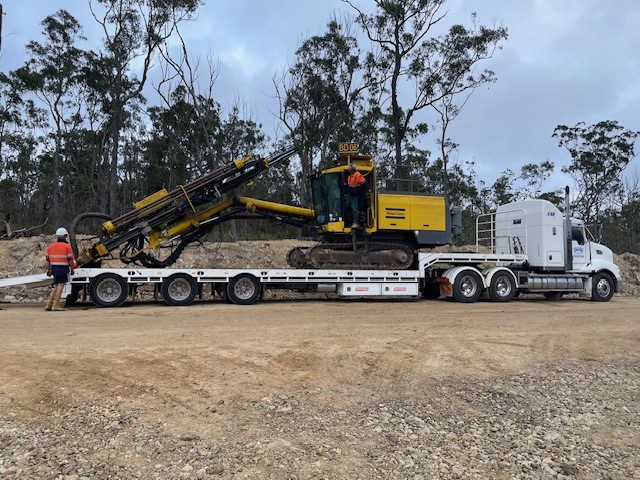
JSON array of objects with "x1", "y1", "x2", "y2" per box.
[{"x1": 490, "y1": 196, "x2": 622, "y2": 300}]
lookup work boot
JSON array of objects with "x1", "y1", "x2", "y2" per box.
[
  {"x1": 44, "y1": 297, "x2": 54, "y2": 311},
  {"x1": 51, "y1": 299, "x2": 65, "y2": 311}
]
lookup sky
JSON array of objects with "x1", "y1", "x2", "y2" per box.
[{"x1": 1, "y1": 0, "x2": 640, "y2": 189}]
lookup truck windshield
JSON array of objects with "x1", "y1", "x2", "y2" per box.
[{"x1": 572, "y1": 226, "x2": 585, "y2": 245}]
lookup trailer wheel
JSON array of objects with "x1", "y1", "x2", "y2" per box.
[
  {"x1": 452, "y1": 270, "x2": 483, "y2": 303},
  {"x1": 161, "y1": 274, "x2": 198, "y2": 306},
  {"x1": 488, "y1": 271, "x2": 516, "y2": 302},
  {"x1": 227, "y1": 274, "x2": 261, "y2": 305},
  {"x1": 89, "y1": 273, "x2": 128, "y2": 308},
  {"x1": 592, "y1": 272, "x2": 614, "y2": 302}
]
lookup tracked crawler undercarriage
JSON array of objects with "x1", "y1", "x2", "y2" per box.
[{"x1": 286, "y1": 242, "x2": 415, "y2": 270}]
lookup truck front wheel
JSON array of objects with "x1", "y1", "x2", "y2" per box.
[{"x1": 592, "y1": 272, "x2": 614, "y2": 302}]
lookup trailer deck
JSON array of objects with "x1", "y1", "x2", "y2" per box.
[{"x1": 0, "y1": 252, "x2": 540, "y2": 307}]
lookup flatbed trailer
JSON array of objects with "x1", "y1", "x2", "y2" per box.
[{"x1": 0, "y1": 250, "x2": 618, "y2": 307}]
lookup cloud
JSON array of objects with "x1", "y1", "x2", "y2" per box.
[{"x1": 218, "y1": 44, "x2": 267, "y2": 81}]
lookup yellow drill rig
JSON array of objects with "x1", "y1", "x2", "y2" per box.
[
  {"x1": 286, "y1": 144, "x2": 459, "y2": 269},
  {"x1": 71, "y1": 144, "x2": 459, "y2": 270}
]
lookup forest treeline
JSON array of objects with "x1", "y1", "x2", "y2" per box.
[{"x1": 0, "y1": 0, "x2": 638, "y2": 252}]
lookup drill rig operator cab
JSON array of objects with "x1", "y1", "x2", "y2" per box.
[
  {"x1": 310, "y1": 153, "x2": 374, "y2": 231},
  {"x1": 309, "y1": 147, "x2": 454, "y2": 250}
]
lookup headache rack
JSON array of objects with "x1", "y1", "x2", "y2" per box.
[{"x1": 476, "y1": 208, "x2": 528, "y2": 255}]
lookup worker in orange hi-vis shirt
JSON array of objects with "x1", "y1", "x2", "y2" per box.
[
  {"x1": 44, "y1": 227, "x2": 77, "y2": 311},
  {"x1": 346, "y1": 164, "x2": 366, "y2": 228}
]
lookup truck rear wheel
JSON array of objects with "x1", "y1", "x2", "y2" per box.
[
  {"x1": 161, "y1": 273, "x2": 197, "y2": 306},
  {"x1": 592, "y1": 272, "x2": 614, "y2": 302},
  {"x1": 452, "y1": 270, "x2": 483, "y2": 303},
  {"x1": 488, "y1": 271, "x2": 516, "y2": 302},
  {"x1": 227, "y1": 274, "x2": 261, "y2": 305},
  {"x1": 89, "y1": 273, "x2": 128, "y2": 308}
]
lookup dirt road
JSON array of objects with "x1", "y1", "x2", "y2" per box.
[{"x1": 1, "y1": 297, "x2": 639, "y2": 479}]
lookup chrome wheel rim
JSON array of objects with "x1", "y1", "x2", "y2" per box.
[
  {"x1": 234, "y1": 278, "x2": 256, "y2": 300},
  {"x1": 169, "y1": 278, "x2": 191, "y2": 301},
  {"x1": 495, "y1": 275, "x2": 511, "y2": 297},
  {"x1": 97, "y1": 279, "x2": 122, "y2": 302},
  {"x1": 596, "y1": 278, "x2": 611, "y2": 298},
  {"x1": 460, "y1": 275, "x2": 478, "y2": 298}
]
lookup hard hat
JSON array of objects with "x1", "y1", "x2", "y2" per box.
[
  {"x1": 56, "y1": 227, "x2": 69, "y2": 237},
  {"x1": 348, "y1": 164, "x2": 357, "y2": 171}
]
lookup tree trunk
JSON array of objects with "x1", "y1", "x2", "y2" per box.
[
  {"x1": 108, "y1": 108, "x2": 122, "y2": 215},
  {"x1": 51, "y1": 135, "x2": 61, "y2": 226},
  {"x1": 390, "y1": 35, "x2": 403, "y2": 190},
  {"x1": 440, "y1": 119, "x2": 449, "y2": 199},
  {"x1": 300, "y1": 149, "x2": 313, "y2": 207}
]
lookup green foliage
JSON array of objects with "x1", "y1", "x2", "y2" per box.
[
  {"x1": 276, "y1": 17, "x2": 367, "y2": 204},
  {"x1": 554, "y1": 121, "x2": 640, "y2": 223},
  {"x1": 345, "y1": 0, "x2": 508, "y2": 171}
]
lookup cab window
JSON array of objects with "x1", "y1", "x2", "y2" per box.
[
  {"x1": 324, "y1": 173, "x2": 342, "y2": 222},
  {"x1": 311, "y1": 176, "x2": 326, "y2": 224},
  {"x1": 571, "y1": 226, "x2": 585, "y2": 245}
]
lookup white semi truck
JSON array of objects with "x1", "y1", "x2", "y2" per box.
[
  {"x1": 436, "y1": 188, "x2": 621, "y2": 303},
  {"x1": 0, "y1": 188, "x2": 622, "y2": 307}
]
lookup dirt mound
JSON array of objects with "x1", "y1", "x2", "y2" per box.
[
  {"x1": 615, "y1": 252, "x2": 640, "y2": 296},
  {"x1": 0, "y1": 237, "x2": 638, "y2": 300}
]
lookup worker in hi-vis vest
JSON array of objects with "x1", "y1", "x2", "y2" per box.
[
  {"x1": 44, "y1": 227, "x2": 77, "y2": 311},
  {"x1": 346, "y1": 164, "x2": 366, "y2": 228}
]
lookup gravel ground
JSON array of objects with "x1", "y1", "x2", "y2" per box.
[
  {"x1": 0, "y1": 299, "x2": 638, "y2": 479},
  {"x1": 1, "y1": 361, "x2": 638, "y2": 479}
]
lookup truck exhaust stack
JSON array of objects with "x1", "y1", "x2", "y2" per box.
[{"x1": 564, "y1": 186, "x2": 572, "y2": 273}]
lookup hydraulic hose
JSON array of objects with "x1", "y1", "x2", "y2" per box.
[{"x1": 69, "y1": 212, "x2": 113, "y2": 258}]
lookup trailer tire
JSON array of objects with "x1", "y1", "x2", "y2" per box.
[
  {"x1": 488, "y1": 271, "x2": 516, "y2": 302},
  {"x1": 89, "y1": 273, "x2": 128, "y2": 308},
  {"x1": 591, "y1": 272, "x2": 614, "y2": 302},
  {"x1": 227, "y1": 274, "x2": 261, "y2": 305},
  {"x1": 452, "y1": 270, "x2": 483, "y2": 303},
  {"x1": 161, "y1": 274, "x2": 198, "y2": 306}
]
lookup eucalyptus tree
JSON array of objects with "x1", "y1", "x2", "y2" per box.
[
  {"x1": 344, "y1": 0, "x2": 507, "y2": 181},
  {"x1": 15, "y1": 10, "x2": 86, "y2": 225},
  {"x1": 87, "y1": 0, "x2": 201, "y2": 214},
  {"x1": 554, "y1": 121, "x2": 640, "y2": 224},
  {"x1": 274, "y1": 18, "x2": 368, "y2": 205}
]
